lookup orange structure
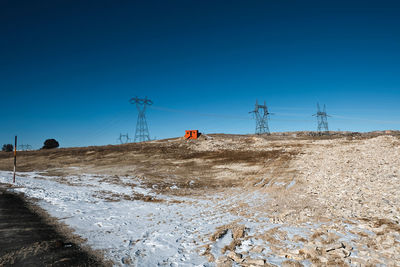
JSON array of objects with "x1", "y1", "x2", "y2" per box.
[{"x1": 184, "y1": 130, "x2": 199, "y2": 139}]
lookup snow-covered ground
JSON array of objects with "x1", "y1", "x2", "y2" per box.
[
  {"x1": 0, "y1": 170, "x2": 316, "y2": 266},
  {"x1": 1, "y1": 170, "x2": 291, "y2": 266},
  {"x1": 0, "y1": 171, "x2": 237, "y2": 266}
]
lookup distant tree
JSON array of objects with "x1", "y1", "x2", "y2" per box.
[
  {"x1": 42, "y1": 139, "x2": 59, "y2": 149},
  {"x1": 2, "y1": 144, "x2": 14, "y2": 152}
]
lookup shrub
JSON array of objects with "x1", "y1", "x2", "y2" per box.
[
  {"x1": 42, "y1": 139, "x2": 59, "y2": 149},
  {"x1": 2, "y1": 144, "x2": 13, "y2": 152}
]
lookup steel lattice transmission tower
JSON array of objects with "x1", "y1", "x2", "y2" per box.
[
  {"x1": 117, "y1": 133, "x2": 131, "y2": 144},
  {"x1": 313, "y1": 103, "x2": 329, "y2": 133},
  {"x1": 18, "y1": 144, "x2": 32, "y2": 151},
  {"x1": 129, "y1": 97, "x2": 153, "y2": 142},
  {"x1": 249, "y1": 100, "x2": 272, "y2": 135}
]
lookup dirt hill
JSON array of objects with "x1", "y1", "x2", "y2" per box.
[{"x1": 0, "y1": 131, "x2": 399, "y2": 265}]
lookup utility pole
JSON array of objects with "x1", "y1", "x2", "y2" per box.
[
  {"x1": 117, "y1": 133, "x2": 131, "y2": 144},
  {"x1": 129, "y1": 97, "x2": 153, "y2": 142},
  {"x1": 13, "y1": 136, "x2": 17, "y2": 183},
  {"x1": 313, "y1": 103, "x2": 329, "y2": 134},
  {"x1": 249, "y1": 100, "x2": 272, "y2": 135}
]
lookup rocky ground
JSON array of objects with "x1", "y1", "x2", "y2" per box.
[
  {"x1": 205, "y1": 134, "x2": 400, "y2": 266},
  {"x1": 0, "y1": 131, "x2": 399, "y2": 266}
]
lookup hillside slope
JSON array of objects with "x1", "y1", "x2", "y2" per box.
[{"x1": 0, "y1": 132, "x2": 399, "y2": 265}]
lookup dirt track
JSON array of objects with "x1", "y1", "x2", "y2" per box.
[{"x1": 0, "y1": 189, "x2": 103, "y2": 266}]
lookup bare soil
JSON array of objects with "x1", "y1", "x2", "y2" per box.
[{"x1": 0, "y1": 189, "x2": 107, "y2": 266}]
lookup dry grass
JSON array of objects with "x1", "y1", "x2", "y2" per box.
[{"x1": 0, "y1": 134, "x2": 299, "y2": 196}]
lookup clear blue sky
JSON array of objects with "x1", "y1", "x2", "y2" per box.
[{"x1": 1, "y1": 0, "x2": 400, "y2": 148}]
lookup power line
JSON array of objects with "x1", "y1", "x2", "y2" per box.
[
  {"x1": 330, "y1": 115, "x2": 400, "y2": 125},
  {"x1": 149, "y1": 105, "x2": 250, "y2": 120},
  {"x1": 150, "y1": 104, "x2": 400, "y2": 125}
]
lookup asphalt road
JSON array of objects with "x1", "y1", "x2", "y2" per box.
[{"x1": 0, "y1": 189, "x2": 103, "y2": 266}]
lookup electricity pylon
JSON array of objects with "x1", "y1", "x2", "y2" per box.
[
  {"x1": 117, "y1": 133, "x2": 131, "y2": 144},
  {"x1": 18, "y1": 144, "x2": 32, "y2": 151},
  {"x1": 249, "y1": 100, "x2": 272, "y2": 135},
  {"x1": 313, "y1": 103, "x2": 329, "y2": 133},
  {"x1": 130, "y1": 97, "x2": 153, "y2": 142}
]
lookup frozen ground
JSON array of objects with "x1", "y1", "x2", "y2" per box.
[
  {"x1": 0, "y1": 171, "x2": 224, "y2": 266},
  {"x1": 0, "y1": 171, "x2": 315, "y2": 266}
]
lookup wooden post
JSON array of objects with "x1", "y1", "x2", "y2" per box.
[{"x1": 13, "y1": 136, "x2": 17, "y2": 183}]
